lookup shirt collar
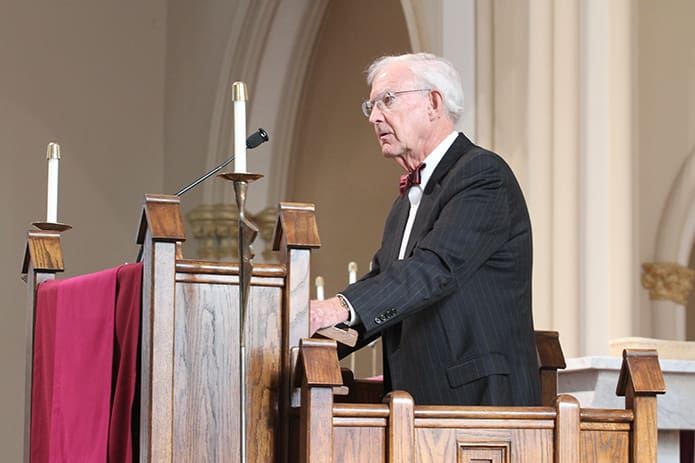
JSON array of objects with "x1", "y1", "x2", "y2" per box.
[{"x1": 418, "y1": 131, "x2": 458, "y2": 190}]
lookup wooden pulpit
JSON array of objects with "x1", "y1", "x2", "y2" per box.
[
  {"x1": 294, "y1": 342, "x2": 666, "y2": 463},
  {"x1": 135, "y1": 195, "x2": 320, "y2": 462},
  {"x1": 23, "y1": 195, "x2": 321, "y2": 462},
  {"x1": 22, "y1": 194, "x2": 667, "y2": 463}
]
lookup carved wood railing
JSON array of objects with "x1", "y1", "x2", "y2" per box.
[{"x1": 295, "y1": 340, "x2": 665, "y2": 463}]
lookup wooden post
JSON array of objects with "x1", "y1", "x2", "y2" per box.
[
  {"x1": 536, "y1": 330, "x2": 566, "y2": 406},
  {"x1": 554, "y1": 394, "x2": 580, "y2": 463},
  {"x1": 273, "y1": 202, "x2": 321, "y2": 350},
  {"x1": 273, "y1": 202, "x2": 321, "y2": 463},
  {"x1": 21, "y1": 230, "x2": 65, "y2": 463},
  {"x1": 386, "y1": 391, "x2": 415, "y2": 463},
  {"x1": 135, "y1": 194, "x2": 186, "y2": 463},
  {"x1": 616, "y1": 349, "x2": 666, "y2": 463},
  {"x1": 295, "y1": 338, "x2": 343, "y2": 463}
]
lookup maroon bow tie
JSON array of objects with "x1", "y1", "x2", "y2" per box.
[{"x1": 399, "y1": 163, "x2": 426, "y2": 197}]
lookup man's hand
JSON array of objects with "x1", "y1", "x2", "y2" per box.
[{"x1": 309, "y1": 297, "x2": 350, "y2": 335}]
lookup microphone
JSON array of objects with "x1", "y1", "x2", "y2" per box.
[
  {"x1": 245, "y1": 128, "x2": 269, "y2": 149},
  {"x1": 175, "y1": 128, "x2": 269, "y2": 196}
]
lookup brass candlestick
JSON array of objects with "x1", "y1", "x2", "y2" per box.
[
  {"x1": 32, "y1": 222, "x2": 72, "y2": 232},
  {"x1": 217, "y1": 171, "x2": 262, "y2": 463}
]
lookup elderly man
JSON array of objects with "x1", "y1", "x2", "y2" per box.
[{"x1": 310, "y1": 53, "x2": 540, "y2": 406}]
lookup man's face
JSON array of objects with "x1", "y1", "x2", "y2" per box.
[{"x1": 367, "y1": 63, "x2": 431, "y2": 161}]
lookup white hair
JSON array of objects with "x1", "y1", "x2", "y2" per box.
[{"x1": 366, "y1": 53, "x2": 465, "y2": 123}]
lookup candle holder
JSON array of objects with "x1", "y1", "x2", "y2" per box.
[
  {"x1": 217, "y1": 172, "x2": 263, "y2": 310},
  {"x1": 216, "y1": 170, "x2": 262, "y2": 463},
  {"x1": 32, "y1": 221, "x2": 72, "y2": 232}
]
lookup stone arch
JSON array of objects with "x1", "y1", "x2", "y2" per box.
[
  {"x1": 203, "y1": 0, "x2": 425, "y2": 209},
  {"x1": 202, "y1": 0, "x2": 331, "y2": 207},
  {"x1": 652, "y1": 147, "x2": 695, "y2": 339}
]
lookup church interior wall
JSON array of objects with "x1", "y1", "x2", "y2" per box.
[
  {"x1": 0, "y1": 2, "x2": 166, "y2": 460},
  {"x1": 1, "y1": 0, "x2": 694, "y2": 459},
  {"x1": 636, "y1": 0, "x2": 695, "y2": 340}
]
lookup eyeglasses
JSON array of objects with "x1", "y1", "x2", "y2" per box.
[{"x1": 361, "y1": 88, "x2": 431, "y2": 118}]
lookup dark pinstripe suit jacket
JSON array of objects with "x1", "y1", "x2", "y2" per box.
[{"x1": 342, "y1": 133, "x2": 541, "y2": 406}]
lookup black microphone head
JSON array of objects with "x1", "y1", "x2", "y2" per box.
[{"x1": 246, "y1": 128, "x2": 269, "y2": 149}]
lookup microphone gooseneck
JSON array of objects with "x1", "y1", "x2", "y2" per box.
[
  {"x1": 174, "y1": 128, "x2": 269, "y2": 197},
  {"x1": 136, "y1": 128, "x2": 269, "y2": 263}
]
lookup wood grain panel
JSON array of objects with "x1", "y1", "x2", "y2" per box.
[
  {"x1": 23, "y1": 230, "x2": 64, "y2": 272},
  {"x1": 141, "y1": 238, "x2": 177, "y2": 462},
  {"x1": 246, "y1": 284, "x2": 283, "y2": 461},
  {"x1": 579, "y1": 430, "x2": 629, "y2": 463},
  {"x1": 414, "y1": 428, "x2": 553, "y2": 463},
  {"x1": 174, "y1": 281, "x2": 238, "y2": 461},
  {"x1": 172, "y1": 279, "x2": 282, "y2": 462},
  {"x1": 333, "y1": 426, "x2": 386, "y2": 461}
]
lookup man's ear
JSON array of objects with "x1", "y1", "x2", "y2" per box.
[{"x1": 428, "y1": 90, "x2": 445, "y2": 119}]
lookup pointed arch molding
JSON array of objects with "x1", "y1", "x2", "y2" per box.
[
  {"x1": 399, "y1": 0, "x2": 425, "y2": 52},
  {"x1": 204, "y1": 0, "x2": 279, "y2": 204},
  {"x1": 204, "y1": 0, "x2": 435, "y2": 208},
  {"x1": 652, "y1": 147, "x2": 695, "y2": 339},
  {"x1": 204, "y1": 0, "x2": 330, "y2": 206}
]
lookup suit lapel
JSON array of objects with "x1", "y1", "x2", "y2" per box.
[
  {"x1": 404, "y1": 134, "x2": 474, "y2": 257},
  {"x1": 382, "y1": 196, "x2": 411, "y2": 266},
  {"x1": 424, "y1": 133, "x2": 473, "y2": 195}
]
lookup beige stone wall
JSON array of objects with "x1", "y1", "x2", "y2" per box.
[
  {"x1": 481, "y1": 0, "x2": 695, "y2": 352},
  {"x1": 0, "y1": 2, "x2": 166, "y2": 459},
  {"x1": 3, "y1": 0, "x2": 695, "y2": 459},
  {"x1": 636, "y1": 0, "x2": 695, "y2": 339},
  {"x1": 287, "y1": 0, "x2": 410, "y2": 298}
]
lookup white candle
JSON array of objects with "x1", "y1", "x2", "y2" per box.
[
  {"x1": 315, "y1": 276, "x2": 325, "y2": 300},
  {"x1": 46, "y1": 142, "x2": 60, "y2": 223},
  {"x1": 348, "y1": 261, "x2": 358, "y2": 284},
  {"x1": 232, "y1": 81, "x2": 248, "y2": 173}
]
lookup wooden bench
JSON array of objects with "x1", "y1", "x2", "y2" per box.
[
  {"x1": 294, "y1": 338, "x2": 665, "y2": 463},
  {"x1": 337, "y1": 329, "x2": 567, "y2": 407}
]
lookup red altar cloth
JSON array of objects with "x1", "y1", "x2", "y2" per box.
[{"x1": 31, "y1": 262, "x2": 142, "y2": 463}]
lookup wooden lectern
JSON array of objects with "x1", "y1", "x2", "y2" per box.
[
  {"x1": 24, "y1": 195, "x2": 319, "y2": 462},
  {"x1": 134, "y1": 195, "x2": 319, "y2": 462},
  {"x1": 23, "y1": 194, "x2": 666, "y2": 462}
]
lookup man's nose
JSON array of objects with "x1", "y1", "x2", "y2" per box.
[{"x1": 368, "y1": 105, "x2": 383, "y2": 123}]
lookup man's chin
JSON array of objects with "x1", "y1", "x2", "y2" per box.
[{"x1": 378, "y1": 143, "x2": 397, "y2": 158}]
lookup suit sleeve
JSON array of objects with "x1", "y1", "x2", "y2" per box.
[{"x1": 341, "y1": 153, "x2": 513, "y2": 336}]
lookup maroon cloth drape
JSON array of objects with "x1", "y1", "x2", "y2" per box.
[
  {"x1": 109, "y1": 263, "x2": 142, "y2": 463},
  {"x1": 31, "y1": 262, "x2": 142, "y2": 463}
]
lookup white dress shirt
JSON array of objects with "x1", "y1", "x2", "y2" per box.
[{"x1": 398, "y1": 131, "x2": 458, "y2": 259}]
